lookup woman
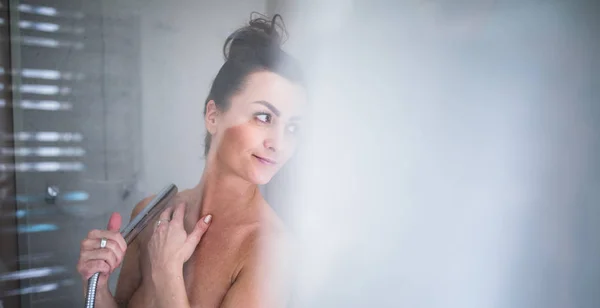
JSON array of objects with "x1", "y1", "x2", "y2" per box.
[{"x1": 76, "y1": 14, "x2": 306, "y2": 308}]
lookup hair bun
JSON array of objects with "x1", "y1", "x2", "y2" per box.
[{"x1": 224, "y1": 13, "x2": 287, "y2": 61}]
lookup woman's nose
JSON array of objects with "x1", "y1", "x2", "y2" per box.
[
  {"x1": 264, "y1": 128, "x2": 283, "y2": 152},
  {"x1": 264, "y1": 138, "x2": 277, "y2": 152}
]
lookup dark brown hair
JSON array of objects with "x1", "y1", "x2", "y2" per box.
[{"x1": 203, "y1": 13, "x2": 305, "y2": 155}]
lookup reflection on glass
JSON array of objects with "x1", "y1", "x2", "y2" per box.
[
  {"x1": 18, "y1": 100, "x2": 73, "y2": 111},
  {"x1": 1, "y1": 279, "x2": 75, "y2": 297},
  {"x1": 18, "y1": 4, "x2": 57, "y2": 16},
  {"x1": 1, "y1": 205, "x2": 89, "y2": 220},
  {"x1": 4, "y1": 131, "x2": 84, "y2": 142},
  {"x1": 15, "y1": 224, "x2": 59, "y2": 233},
  {"x1": 1, "y1": 146, "x2": 86, "y2": 157},
  {"x1": 13, "y1": 208, "x2": 61, "y2": 218},
  {"x1": 22, "y1": 36, "x2": 59, "y2": 48},
  {"x1": 21, "y1": 69, "x2": 60, "y2": 80},
  {"x1": 19, "y1": 20, "x2": 59, "y2": 32},
  {"x1": 0, "y1": 68, "x2": 84, "y2": 81},
  {"x1": 0, "y1": 266, "x2": 66, "y2": 282},
  {"x1": 24, "y1": 69, "x2": 83, "y2": 80},
  {"x1": 16, "y1": 252, "x2": 54, "y2": 264},
  {"x1": 0, "y1": 162, "x2": 85, "y2": 172},
  {"x1": 19, "y1": 85, "x2": 62, "y2": 95},
  {"x1": 21, "y1": 36, "x2": 84, "y2": 49},
  {"x1": 13, "y1": 190, "x2": 89, "y2": 203},
  {"x1": 1, "y1": 19, "x2": 85, "y2": 35},
  {"x1": 19, "y1": 20, "x2": 85, "y2": 34}
]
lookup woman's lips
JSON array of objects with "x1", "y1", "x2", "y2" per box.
[{"x1": 253, "y1": 154, "x2": 276, "y2": 165}]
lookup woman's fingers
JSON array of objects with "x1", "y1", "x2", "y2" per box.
[
  {"x1": 77, "y1": 259, "x2": 111, "y2": 280},
  {"x1": 81, "y1": 248, "x2": 119, "y2": 271},
  {"x1": 80, "y1": 238, "x2": 125, "y2": 264},
  {"x1": 77, "y1": 214, "x2": 125, "y2": 286},
  {"x1": 159, "y1": 204, "x2": 175, "y2": 221},
  {"x1": 106, "y1": 212, "x2": 122, "y2": 232},
  {"x1": 77, "y1": 247, "x2": 118, "y2": 281},
  {"x1": 172, "y1": 202, "x2": 185, "y2": 226},
  {"x1": 185, "y1": 215, "x2": 212, "y2": 251},
  {"x1": 85, "y1": 229, "x2": 127, "y2": 253},
  {"x1": 171, "y1": 202, "x2": 186, "y2": 223}
]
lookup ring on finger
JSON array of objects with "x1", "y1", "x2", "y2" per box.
[
  {"x1": 155, "y1": 219, "x2": 170, "y2": 228},
  {"x1": 100, "y1": 237, "x2": 107, "y2": 248}
]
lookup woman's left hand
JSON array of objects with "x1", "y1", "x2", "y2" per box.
[{"x1": 147, "y1": 202, "x2": 212, "y2": 275}]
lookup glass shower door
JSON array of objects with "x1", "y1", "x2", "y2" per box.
[{"x1": 2, "y1": 1, "x2": 143, "y2": 307}]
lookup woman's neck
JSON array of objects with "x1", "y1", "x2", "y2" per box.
[{"x1": 188, "y1": 161, "x2": 262, "y2": 224}]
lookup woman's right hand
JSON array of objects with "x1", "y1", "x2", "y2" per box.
[{"x1": 76, "y1": 212, "x2": 127, "y2": 293}]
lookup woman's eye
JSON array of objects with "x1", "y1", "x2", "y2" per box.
[
  {"x1": 255, "y1": 113, "x2": 271, "y2": 123},
  {"x1": 287, "y1": 124, "x2": 299, "y2": 134}
]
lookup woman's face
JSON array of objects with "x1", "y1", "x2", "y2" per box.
[{"x1": 206, "y1": 71, "x2": 307, "y2": 185}]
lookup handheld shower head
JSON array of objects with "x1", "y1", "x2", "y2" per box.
[
  {"x1": 84, "y1": 183, "x2": 178, "y2": 308},
  {"x1": 121, "y1": 184, "x2": 178, "y2": 244}
]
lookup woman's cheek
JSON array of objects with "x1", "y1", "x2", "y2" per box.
[{"x1": 220, "y1": 122, "x2": 263, "y2": 154}]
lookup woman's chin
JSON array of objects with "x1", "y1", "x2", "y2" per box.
[
  {"x1": 251, "y1": 174, "x2": 273, "y2": 186},
  {"x1": 246, "y1": 170, "x2": 275, "y2": 186}
]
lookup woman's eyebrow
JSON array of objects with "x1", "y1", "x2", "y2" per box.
[{"x1": 252, "y1": 100, "x2": 280, "y2": 117}]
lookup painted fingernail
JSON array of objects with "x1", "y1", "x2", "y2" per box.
[{"x1": 204, "y1": 215, "x2": 212, "y2": 224}]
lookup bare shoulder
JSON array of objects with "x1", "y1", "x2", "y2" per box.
[
  {"x1": 133, "y1": 189, "x2": 199, "y2": 241},
  {"x1": 131, "y1": 188, "x2": 196, "y2": 221},
  {"x1": 131, "y1": 194, "x2": 157, "y2": 218}
]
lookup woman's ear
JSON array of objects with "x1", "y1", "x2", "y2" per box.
[{"x1": 205, "y1": 100, "x2": 219, "y2": 135}]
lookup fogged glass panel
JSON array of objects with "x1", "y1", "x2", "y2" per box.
[{"x1": 2, "y1": 1, "x2": 141, "y2": 307}]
